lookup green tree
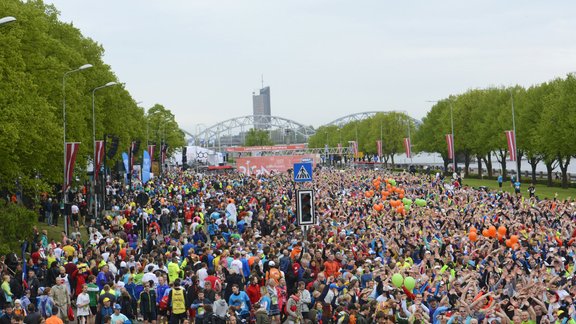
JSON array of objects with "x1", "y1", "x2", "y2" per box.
[
  {"x1": 244, "y1": 128, "x2": 273, "y2": 146},
  {"x1": 0, "y1": 204, "x2": 37, "y2": 254}
]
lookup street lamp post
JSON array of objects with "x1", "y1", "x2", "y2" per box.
[
  {"x1": 62, "y1": 64, "x2": 92, "y2": 236},
  {"x1": 91, "y1": 81, "x2": 119, "y2": 221},
  {"x1": 0, "y1": 16, "x2": 16, "y2": 26},
  {"x1": 509, "y1": 90, "x2": 520, "y2": 180}
]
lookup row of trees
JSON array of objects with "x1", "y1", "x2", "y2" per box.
[
  {"x1": 308, "y1": 75, "x2": 576, "y2": 188},
  {"x1": 308, "y1": 112, "x2": 416, "y2": 165},
  {"x1": 416, "y1": 75, "x2": 576, "y2": 188},
  {"x1": 0, "y1": 0, "x2": 185, "y2": 199}
]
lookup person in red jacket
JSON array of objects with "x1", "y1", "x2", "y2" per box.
[
  {"x1": 245, "y1": 276, "x2": 261, "y2": 305},
  {"x1": 323, "y1": 254, "x2": 341, "y2": 278}
]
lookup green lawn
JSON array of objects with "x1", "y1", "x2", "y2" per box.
[
  {"x1": 462, "y1": 178, "x2": 576, "y2": 200},
  {"x1": 36, "y1": 221, "x2": 86, "y2": 243}
]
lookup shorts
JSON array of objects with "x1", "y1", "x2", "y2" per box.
[
  {"x1": 72, "y1": 213, "x2": 79, "y2": 222},
  {"x1": 90, "y1": 306, "x2": 97, "y2": 315},
  {"x1": 269, "y1": 304, "x2": 280, "y2": 316},
  {"x1": 143, "y1": 311, "x2": 158, "y2": 321}
]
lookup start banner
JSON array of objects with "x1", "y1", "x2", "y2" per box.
[
  {"x1": 227, "y1": 144, "x2": 306, "y2": 152},
  {"x1": 236, "y1": 154, "x2": 320, "y2": 176}
]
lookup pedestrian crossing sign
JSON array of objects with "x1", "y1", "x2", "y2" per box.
[{"x1": 293, "y1": 162, "x2": 313, "y2": 182}]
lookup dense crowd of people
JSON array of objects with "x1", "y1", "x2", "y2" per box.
[{"x1": 1, "y1": 166, "x2": 575, "y2": 324}]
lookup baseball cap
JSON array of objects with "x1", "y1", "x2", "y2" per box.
[
  {"x1": 114, "y1": 304, "x2": 122, "y2": 310},
  {"x1": 103, "y1": 297, "x2": 110, "y2": 303},
  {"x1": 268, "y1": 261, "x2": 275, "y2": 267}
]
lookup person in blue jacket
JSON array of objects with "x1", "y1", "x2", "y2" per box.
[{"x1": 228, "y1": 284, "x2": 251, "y2": 322}]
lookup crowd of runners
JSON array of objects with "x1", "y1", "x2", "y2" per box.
[{"x1": 1, "y1": 166, "x2": 575, "y2": 324}]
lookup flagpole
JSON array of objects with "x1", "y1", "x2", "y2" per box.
[
  {"x1": 510, "y1": 90, "x2": 519, "y2": 179},
  {"x1": 449, "y1": 100, "x2": 456, "y2": 173}
]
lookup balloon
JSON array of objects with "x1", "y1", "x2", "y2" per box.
[
  {"x1": 498, "y1": 226, "x2": 507, "y2": 236},
  {"x1": 391, "y1": 273, "x2": 404, "y2": 288},
  {"x1": 415, "y1": 199, "x2": 426, "y2": 207},
  {"x1": 373, "y1": 204, "x2": 382, "y2": 212},
  {"x1": 389, "y1": 179, "x2": 397, "y2": 186},
  {"x1": 396, "y1": 207, "x2": 404, "y2": 214},
  {"x1": 506, "y1": 239, "x2": 513, "y2": 248},
  {"x1": 482, "y1": 229, "x2": 489, "y2": 237},
  {"x1": 468, "y1": 232, "x2": 477, "y2": 242},
  {"x1": 398, "y1": 193, "x2": 404, "y2": 199},
  {"x1": 403, "y1": 276, "x2": 416, "y2": 291},
  {"x1": 402, "y1": 198, "x2": 412, "y2": 205},
  {"x1": 497, "y1": 233, "x2": 504, "y2": 241},
  {"x1": 470, "y1": 226, "x2": 477, "y2": 233},
  {"x1": 510, "y1": 235, "x2": 519, "y2": 244},
  {"x1": 404, "y1": 205, "x2": 410, "y2": 212},
  {"x1": 488, "y1": 226, "x2": 497, "y2": 238},
  {"x1": 391, "y1": 186, "x2": 397, "y2": 192}
]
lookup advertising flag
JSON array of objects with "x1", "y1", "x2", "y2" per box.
[
  {"x1": 445, "y1": 134, "x2": 454, "y2": 160},
  {"x1": 376, "y1": 140, "x2": 382, "y2": 158},
  {"x1": 142, "y1": 150, "x2": 151, "y2": 184},
  {"x1": 94, "y1": 140, "x2": 104, "y2": 180},
  {"x1": 63, "y1": 142, "x2": 80, "y2": 192},
  {"x1": 505, "y1": 130, "x2": 517, "y2": 161},
  {"x1": 148, "y1": 144, "x2": 155, "y2": 162},
  {"x1": 403, "y1": 138, "x2": 412, "y2": 159}
]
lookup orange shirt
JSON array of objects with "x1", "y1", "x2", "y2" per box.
[
  {"x1": 46, "y1": 315, "x2": 64, "y2": 324},
  {"x1": 324, "y1": 260, "x2": 341, "y2": 278}
]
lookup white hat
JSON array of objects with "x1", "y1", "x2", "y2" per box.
[
  {"x1": 269, "y1": 261, "x2": 276, "y2": 267},
  {"x1": 120, "y1": 261, "x2": 127, "y2": 268}
]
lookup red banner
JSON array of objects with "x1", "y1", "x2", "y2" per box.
[
  {"x1": 337, "y1": 143, "x2": 342, "y2": 155},
  {"x1": 64, "y1": 142, "x2": 80, "y2": 192},
  {"x1": 376, "y1": 140, "x2": 382, "y2": 158},
  {"x1": 404, "y1": 137, "x2": 412, "y2": 158},
  {"x1": 236, "y1": 154, "x2": 320, "y2": 176},
  {"x1": 148, "y1": 144, "x2": 156, "y2": 162},
  {"x1": 505, "y1": 130, "x2": 516, "y2": 161},
  {"x1": 94, "y1": 140, "x2": 104, "y2": 180},
  {"x1": 161, "y1": 144, "x2": 167, "y2": 166},
  {"x1": 226, "y1": 144, "x2": 306, "y2": 152},
  {"x1": 446, "y1": 134, "x2": 454, "y2": 160}
]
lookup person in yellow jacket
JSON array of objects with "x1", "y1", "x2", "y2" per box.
[
  {"x1": 167, "y1": 279, "x2": 187, "y2": 324},
  {"x1": 167, "y1": 257, "x2": 181, "y2": 284}
]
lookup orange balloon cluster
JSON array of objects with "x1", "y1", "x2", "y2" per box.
[
  {"x1": 505, "y1": 235, "x2": 519, "y2": 249},
  {"x1": 395, "y1": 205, "x2": 406, "y2": 215},
  {"x1": 469, "y1": 227, "x2": 478, "y2": 242},
  {"x1": 373, "y1": 203, "x2": 384, "y2": 212},
  {"x1": 365, "y1": 190, "x2": 375, "y2": 198},
  {"x1": 390, "y1": 200, "x2": 402, "y2": 208}
]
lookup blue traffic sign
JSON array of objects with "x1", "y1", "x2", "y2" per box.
[{"x1": 293, "y1": 162, "x2": 313, "y2": 182}]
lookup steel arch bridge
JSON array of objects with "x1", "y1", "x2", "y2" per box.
[
  {"x1": 325, "y1": 111, "x2": 421, "y2": 128},
  {"x1": 186, "y1": 115, "x2": 315, "y2": 148}
]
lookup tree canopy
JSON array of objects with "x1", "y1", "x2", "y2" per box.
[
  {"x1": 415, "y1": 75, "x2": 576, "y2": 188},
  {"x1": 0, "y1": 0, "x2": 185, "y2": 197}
]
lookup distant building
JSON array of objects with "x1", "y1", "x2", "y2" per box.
[{"x1": 252, "y1": 86, "x2": 271, "y2": 129}]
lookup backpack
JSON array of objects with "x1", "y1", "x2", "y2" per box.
[{"x1": 336, "y1": 311, "x2": 349, "y2": 324}]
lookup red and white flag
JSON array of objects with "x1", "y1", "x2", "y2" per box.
[
  {"x1": 376, "y1": 140, "x2": 382, "y2": 158},
  {"x1": 445, "y1": 134, "x2": 454, "y2": 160},
  {"x1": 404, "y1": 137, "x2": 412, "y2": 158},
  {"x1": 505, "y1": 130, "x2": 517, "y2": 161},
  {"x1": 63, "y1": 142, "x2": 80, "y2": 192},
  {"x1": 161, "y1": 144, "x2": 168, "y2": 166},
  {"x1": 337, "y1": 143, "x2": 342, "y2": 155},
  {"x1": 352, "y1": 141, "x2": 358, "y2": 156},
  {"x1": 148, "y1": 144, "x2": 156, "y2": 162},
  {"x1": 94, "y1": 140, "x2": 104, "y2": 180}
]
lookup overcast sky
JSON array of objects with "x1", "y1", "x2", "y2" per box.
[{"x1": 46, "y1": 0, "x2": 576, "y2": 133}]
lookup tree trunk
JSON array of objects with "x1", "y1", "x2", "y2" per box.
[
  {"x1": 496, "y1": 150, "x2": 507, "y2": 180},
  {"x1": 545, "y1": 160, "x2": 555, "y2": 187},
  {"x1": 477, "y1": 155, "x2": 483, "y2": 178},
  {"x1": 516, "y1": 151, "x2": 524, "y2": 182},
  {"x1": 383, "y1": 155, "x2": 389, "y2": 168},
  {"x1": 464, "y1": 150, "x2": 470, "y2": 177},
  {"x1": 443, "y1": 157, "x2": 449, "y2": 173},
  {"x1": 527, "y1": 155, "x2": 540, "y2": 184},
  {"x1": 390, "y1": 154, "x2": 395, "y2": 169},
  {"x1": 483, "y1": 154, "x2": 493, "y2": 178},
  {"x1": 558, "y1": 156, "x2": 571, "y2": 189}
]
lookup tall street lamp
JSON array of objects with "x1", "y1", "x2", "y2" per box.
[
  {"x1": 0, "y1": 16, "x2": 16, "y2": 26},
  {"x1": 62, "y1": 64, "x2": 92, "y2": 235},
  {"x1": 91, "y1": 81, "x2": 119, "y2": 220}
]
